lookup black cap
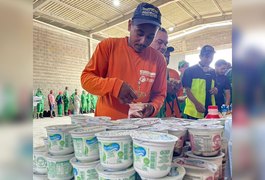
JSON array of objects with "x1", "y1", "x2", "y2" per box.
[
  {"x1": 166, "y1": 46, "x2": 174, "y2": 52},
  {"x1": 200, "y1": 45, "x2": 215, "y2": 56},
  {"x1": 132, "y1": 3, "x2": 161, "y2": 27}
]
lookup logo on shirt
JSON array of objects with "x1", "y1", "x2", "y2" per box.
[{"x1": 139, "y1": 70, "x2": 156, "y2": 83}]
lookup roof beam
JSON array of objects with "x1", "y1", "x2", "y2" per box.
[
  {"x1": 49, "y1": 0, "x2": 106, "y2": 23},
  {"x1": 88, "y1": 0, "x2": 175, "y2": 35},
  {"x1": 181, "y1": 0, "x2": 202, "y2": 19},
  {"x1": 33, "y1": 0, "x2": 52, "y2": 10},
  {"x1": 211, "y1": 0, "x2": 224, "y2": 15},
  {"x1": 175, "y1": 1, "x2": 197, "y2": 20},
  {"x1": 168, "y1": 14, "x2": 232, "y2": 40}
]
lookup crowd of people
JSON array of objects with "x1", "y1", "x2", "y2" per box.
[
  {"x1": 80, "y1": 2, "x2": 232, "y2": 120},
  {"x1": 34, "y1": 86, "x2": 98, "y2": 118},
  {"x1": 34, "y1": 3, "x2": 232, "y2": 120}
]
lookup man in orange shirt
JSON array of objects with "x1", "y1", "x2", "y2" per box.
[{"x1": 81, "y1": 3, "x2": 167, "y2": 120}]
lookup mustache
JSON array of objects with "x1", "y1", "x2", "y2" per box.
[{"x1": 136, "y1": 44, "x2": 147, "y2": 49}]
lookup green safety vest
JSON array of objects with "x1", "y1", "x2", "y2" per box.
[{"x1": 184, "y1": 78, "x2": 216, "y2": 119}]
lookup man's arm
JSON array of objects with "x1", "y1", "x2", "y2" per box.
[
  {"x1": 225, "y1": 89, "x2": 231, "y2": 106},
  {"x1": 81, "y1": 39, "x2": 123, "y2": 98}
]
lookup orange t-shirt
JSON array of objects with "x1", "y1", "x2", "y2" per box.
[
  {"x1": 81, "y1": 37, "x2": 167, "y2": 120},
  {"x1": 165, "y1": 68, "x2": 183, "y2": 118}
]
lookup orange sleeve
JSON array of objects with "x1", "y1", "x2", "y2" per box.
[
  {"x1": 81, "y1": 39, "x2": 123, "y2": 98},
  {"x1": 150, "y1": 56, "x2": 167, "y2": 116}
]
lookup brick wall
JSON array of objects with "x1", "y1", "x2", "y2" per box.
[{"x1": 33, "y1": 21, "x2": 89, "y2": 112}]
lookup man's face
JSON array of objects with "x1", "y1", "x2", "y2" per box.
[
  {"x1": 200, "y1": 53, "x2": 214, "y2": 67},
  {"x1": 150, "y1": 30, "x2": 168, "y2": 54},
  {"x1": 215, "y1": 64, "x2": 227, "y2": 75},
  {"x1": 128, "y1": 20, "x2": 159, "y2": 53}
]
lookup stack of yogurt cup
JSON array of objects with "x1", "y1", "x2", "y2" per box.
[
  {"x1": 44, "y1": 124, "x2": 79, "y2": 180},
  {"x1": 69, "y1": 126, "x2": 107, "y2": 180},
  {"x1": 182, "y1": 122, "x2": 225, "y2": 180},
  {"x1": 95, "y1": 130, "x2": 136, "y2": 179},
  {"x1": 33, "y1": 145, "x2": 48, "y2": 180}
]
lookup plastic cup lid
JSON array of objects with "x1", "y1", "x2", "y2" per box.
[{"x1": 132, "y1": 131, "x2": 178, "y2": 143}]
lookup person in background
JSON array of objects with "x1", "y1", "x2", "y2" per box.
[
  {"x1": 74, "y1": 91, "x2": 81, "y2": 115},
  {"x1": 150, "y1": 27, "x2": 168, "y2": 117},
  {"x1": 182, "y1": 45, "x2": 218, "y2": 119},
  {"x1": 178, "y1": 60, "x2": 189, "y2": 118},
  {"x1": 63, "y1": 86, "x2": 70, "y2": 116},
  {"x1": 35, "y1": 88, "x2": 44, "y2": 119},
  {"x1": 164, "y1": 46, "x2": 183, "y2": 118},
  {"x1": 81, "y1": 90, "x2": 88, "y2": 114},
  {"x1": 86, "y1": 92, "x2": 92, "y2": 113},
  {"x1": 48, "y1": 90, "x2": 55, "y2": 118},
  {"x1": 55, "y1": 91, "x2": 63, "y2": 117},
  {"x1": 215, "y1": 59, "x2": 231, "y2": 111},
  {"x1": 81, "y1": 3, "x2": 167, "y2": 120}
]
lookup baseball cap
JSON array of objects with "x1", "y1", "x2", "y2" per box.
[
  {"x1": 178, "y1": 60, "x2": 189, "y2": 69},
  {"x1": 200, "y1": 45, "x2": 215, "y2": 56},
  {"x1": 132, "y1": 3, "x2": 161, "y2": 27},
  {"x1": 166, "y1": 46, "x2": 174, "y2": 52}
]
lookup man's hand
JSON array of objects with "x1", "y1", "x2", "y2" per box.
[
  {"x1": 167, "y1": 80, "x2": 181, "y2": 95},
  {"x1": 195, "y1": 102, "x2": 206, "y2": 113},
  {"x1": 129, "y1": 103, "x2": 154, "y2": 118},
  {"x1": 118, "y1": 82, "x2": 138, "y2": 104},
  {"x1": 209, "y1": 87, "x2": 218, "y2": 95},
  {"x1": 142, "y1": 103, "x2": 154, "y2": 118}
]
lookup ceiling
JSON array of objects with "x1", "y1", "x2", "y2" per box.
[{"x1": 33, "y1": 0, "x2": 232, "y2": 53}]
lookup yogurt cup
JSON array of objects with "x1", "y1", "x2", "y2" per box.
[
  {"x1": 173, "y1": 158, "x2": 218, "y2": 180},
  {"x1": 70, "y1": 157, "x2": 99, "y2": 180},
  {"x1": 141, "y1": 164, "x2": 186, "y2": 180},
  {"x1": 95, "y1": 164, "x2": 135, "y2": 180},
  {"x1": 42, "y1": 137, "x2": 48, "y2": 149},
  {"x1": 45, "y1": 152, "x2": 74, "y2": 180},
  {"x1": 70, "y1": 115, "x2": 90, "y2": 125},
  {"x1": 115, "y1": 118, "x2": 141, "y2": 124},
  {"x1": 133, "y1": 118, "x2": 160, "y2": 127},
  {"x1": 33, "y1": 172, "x2": 48, "y2": 180},
  {"x1": 131, "y1": 131, "x2": 178, "y2": 179},
  {"x1": 167, "y1": 126, "x2": 187, "y2": 156},
  {"x1": 187, "y1": 125, "x2": 223, "y2": 156},
  {"x1": 46, "y1": 124, "x2": 79, "y2": 155},
  {"x1": 107, "y1": 125, "x2": 139, "y2": 131},
  {"x1": 139, "y1": 126, "x2": 168, "y2": 133},
  {"x1": 70, "y1": 126, "x2": 106, "y2": 162},
  {"x1": 96, "y1": 131, "x2": 133, "y2": 170},
  {"x1": 33, "y1": 146, "x2": 48, "y2": 174},
  {"x1": 186, "y1": 151, "x2": 225, "y2": 179}
]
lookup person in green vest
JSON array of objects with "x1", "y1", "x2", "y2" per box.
[
  {"x1": 182, "y1": 45, "x2": 218, "y2": 119},
  {"x1": 90, "y1": 94, "x2": 98, "y2": 112},
  {"x1": 81, "y1": 90, "x2": 88, "y2": 114},
  {"x1": 35, "y1": 88, "x2": 44, "y2": 119},
  {"x1": 70, "y1": 89, "x2": 77, "y2": 114},
  {"x1": 63, "y1": 86, "x2": 70, "y2": 116},
  {"x1": 56, "y1": 91, "x2": 63, "y2": 117},
  {"x1": 86, "y1": 92, "x2": 91, "y2": 113}
]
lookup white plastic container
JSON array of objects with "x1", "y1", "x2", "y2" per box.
[
  {"x1": 46, "y1": 124, "x2": 79, "y2": 155},
  {"x1": 45, "y1": 152, "x2": 74, "y2": 180},
  {"x1": 70, "y1": 115, "x2": 90, "y2": 125},
  {"x1": 33, "y1": 172, "x2": 48, "y2": 180},
  {"x1": 107, "y1": 125, "x2": 139, "y2": 131},
  {"x1": 70, "y1": 157, "x2": 99, "y2": 180},
  {"x1": 173, "y1": 158, "x2": 218, "y2": 180},
  {"x1": 70, "y1": 126, "x2": 106, "y2": 162},
  {"x1": 133, "y1": 118, "x2": 160, "y2": 127},
  {"x1": 186, "y1": 151, "x2": 225, "y2": 179},
  {"x1": 95, "y1": 131, "x2": 133, "y2": 170},
  {"x1": 115, "y1": 118, "x2": 141, "y2": 124},
  {"x1": 33, "y1": 146, "x2": 48, "y2": 174},
  {"x1": 131, "y1": 131, "x2": 178, "y2": 179},
  {"x1": 139, "y1": 126, "x2": 168, "y2": 133},
  {"x1": 95, "y1": 164, "x2": 136, "y2": 180},
  {"x1": 167, "y1": 126, "x2": 187, "y2": 156},
  {"x1": 141, "y1": 164, "x2": 186, "y2": 180},
  {"x1": 187, "y1": 125, "x2": 223, "y2": 156}
]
